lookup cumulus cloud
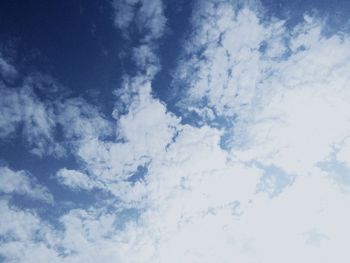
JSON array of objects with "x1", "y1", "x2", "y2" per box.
[
  {"x1": 47, "y1": 116, "x2": 350, "y2": 262},
  {"x1": 112, "y1": 0, "x2": 167, "y2": 115},
  {"x1": 229, "y1": 19, "x2": 350, "y2": 178},
  {"x1": 108, "y1": 1, "x2": 350, "y2": 261},
  {"x1": 173, "y1": 1, "x2": 350, "y2": 178},
  {"x1": 69, "y1": 83, "x2": 180, "y2": 203},
  {"x1": 0, "y1": 199, "x2": 60, "y2": 262}
]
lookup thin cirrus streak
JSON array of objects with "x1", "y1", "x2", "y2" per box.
[{"x1": 0, "y1": 0, "x2": 350, "y2": 262}]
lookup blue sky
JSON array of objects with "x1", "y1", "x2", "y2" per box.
[{"x1": 1, "y1": 0, "x2": 350, "y2": 262}]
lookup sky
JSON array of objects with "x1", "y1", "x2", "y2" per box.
[{"x1": 1, "y1": 0, "x2": 350, "y2": 262}]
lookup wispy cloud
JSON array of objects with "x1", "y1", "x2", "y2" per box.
[
  {"x1": 0, "y1": 67, "x2": 113, "y2": 158},
  {"x1": 112, "y1": 0, "x2": 166, "y2": 41},
  {"x1": 0, "y1": 166, "x2": 53, "y2": 203},
  {"x1": 0, "y1": 84, "x2": 62, "y2": 157},
  {"x1": 0, "y1": 53, "x2": 17, "y2": 81}
]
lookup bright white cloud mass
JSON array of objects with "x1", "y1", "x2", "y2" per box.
[{"x1": 1, "y1": 0, "x2": 350, "y2": 262}]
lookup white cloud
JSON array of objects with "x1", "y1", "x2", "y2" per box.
[
  {"x1": 71, "y1": 83, "x2": 180, "y2": 203},
  {"x1": 2, "y1": 119, "x2": 350, "y2": 262},
  {"x1": 132, "y1": 45, "x2": 160, "y2": 76},
  {"x1": 22, "y1": 3, "x2": 350, "y2": 262},
  {"x1": 56, "y1": 97, "x2": 113, "y2": 142},
  {"x1": 69, "y1": 0, "x2": 176, "y2": 200},
  {"x1": 174, "y1": 3, "x2": 273, "y2": 119},
  {"x1": 230, "y1": 24, "x2": 350, "y2": 177},
  {"x1": 112, "y1": 0, "x2": 138, "y2": 30},
  {"x1": 0, "y1": 198, "x2": 62, "y2": 263},
  {"x1": 101, "y1": 1, "x2": 350, "y2": 261},
  {"x1": 112, "y1": 0, "x2": 166, "y2": 41},
  {"x1": 0, "y1": 85, "x2": 23, "y2": 139},
  {"x1": 111, "y1": 0, "x2": 167, "y2": 117},
  {"x1": 56, "y1": 168, "x2": 97, "y2": 191},
  {"x1": 173, "y1": 0, "x2": 350, "y2": 178},
  {"x1": 0, "y1": 53, "x2": 17, "y2": 80},
  {"x1": 336, "y1": 138, "x2": 350, "y2": 168},
  {"x1": 2, "y1": 0, "x2": 350, "y2": 262},
  {"x1": 63, "y1": 121, "x2": 348, "y2": 263},
  {"x1": 0, "y1": 83, "x2": 64, "y2": 157},
  {"x1": 0, "y1": 166, "x2": 53, "y2": 203},
  {"x1": 0, "y1": 63, "x2": 113, "y2": 158}
]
